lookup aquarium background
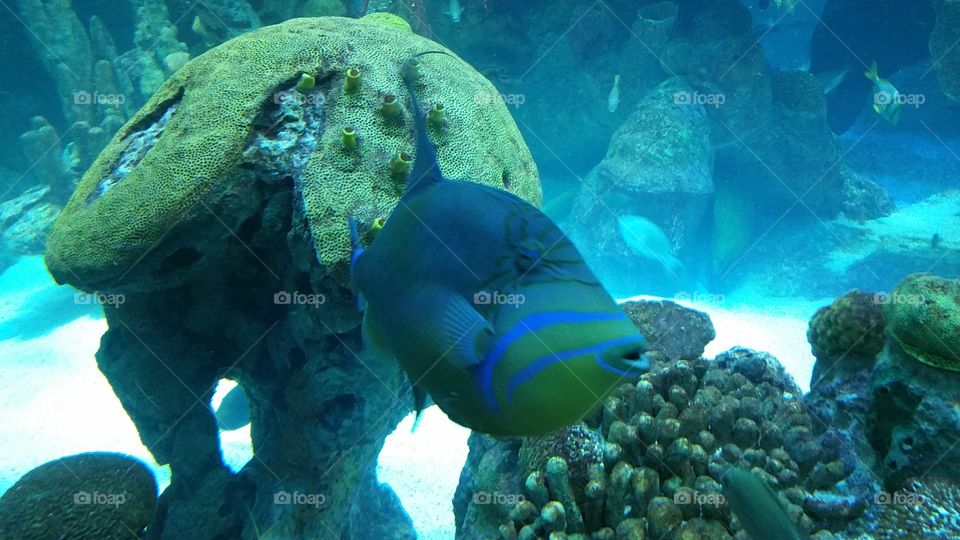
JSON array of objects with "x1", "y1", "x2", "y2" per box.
[{"x1": 0, "y1": 0, "x2": 958, "y2": 538}]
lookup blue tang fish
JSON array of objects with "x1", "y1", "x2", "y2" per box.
[{"x1": 350, "y1": 52, "x2": 649, "y2": 436}]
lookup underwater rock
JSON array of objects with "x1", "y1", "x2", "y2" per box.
[
  {"x1": 455, "y1": 347, "x2": 864, "y2": 539},
  {"x1": 931, "y1": 0, "x2": 960, "y2": 102},
  {"x1": 566, "y1": 77, "x2": 714, "y2": 296},
  {"x1": 869, "y1": 334, "x2": 960, "y2": 487},
  {"x1": 0, "y1": 452, "x2": 157, "y2": 539},
  {"x1": 621, "y1": 299, "x2": 716, "y2": 361},
  {"x1": 43, "y1": 16, "x2": 540, "y2": 539},
  {"x1": 0, "y1": 184, "x2": 60, "y2": 271}
]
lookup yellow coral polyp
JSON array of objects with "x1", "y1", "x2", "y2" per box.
[
  {"x1": 344, "y1": 67, "x2": 361, "y2": 92},
  {"x1": 341, "y1": 126, "x2": 358, "y2": 150}
]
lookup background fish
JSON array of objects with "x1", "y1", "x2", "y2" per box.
[
  {"x1": 723, "y1": 468, "x2": 810, "y2": 540},
  {"x1": 350, "y1": 53, "x2": 648, "y2": 436},
  {"x1": 618, "y1": 214, "x2": 684, "y2": 277},
  {"x1": 865, "y1": 61, "x2": 903, "y2": 125},
  {"x1": 607, "y1": 74, "x2": 621, "y2": 113},
  {"x1": 444, "y1": 0, "x2": 463, "y2": 23},
  {"x1": 214, "y1": 384, "x2": 250, "y2": 431}
]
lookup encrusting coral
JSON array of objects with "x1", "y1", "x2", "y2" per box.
[
  {"x1": 882, "y1": 273, "x2": 960, "y2": 372},
  {"x1": 0, "y1": 452, "x2": 157, "y2": 539},
  {"x1": 45, "y1": 16, "x2": 540, "y2": 290}
]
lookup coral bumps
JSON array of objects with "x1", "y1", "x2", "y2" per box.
[
  {"x1": 456, "y1": 349, "x2": 859, "y2": 538},
  {"x1": 45, "y1": 17, "x2": 540, "y2": 289}
]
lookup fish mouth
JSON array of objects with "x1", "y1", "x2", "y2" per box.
[
  {"x1": 620, "y1": 346, "x2": 650, "y2": 371},
  {"x1": 600, "y1": 336, "x2": 650, "y2": 374}
]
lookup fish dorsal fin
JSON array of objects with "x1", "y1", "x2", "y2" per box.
[{"x1": 400, "y1": 52, "x2": 456, "y2": 200}]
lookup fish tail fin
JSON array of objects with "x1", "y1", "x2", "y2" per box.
[{"x1": 864, "y1": 61, "x2": 879, "y2": 82}]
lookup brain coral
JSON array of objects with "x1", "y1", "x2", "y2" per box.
[
  {"x1": 807, "y1": 290, "x2": 886, "y2": 365},
  {"x1": 883, "y1": 273, "x2": 960, "y2": 371},
  {"x1": 0, "y1": 452, "x2": 157, "y2": 539},
  {"x1": 44, "y1": 17, "x2": 540, "y2": 290}
]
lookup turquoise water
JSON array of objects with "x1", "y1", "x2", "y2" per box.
[{"x1": 1, "y1": 1, "x2": 959, "y2": 538}]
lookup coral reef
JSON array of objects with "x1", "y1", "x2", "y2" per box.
[
  {"x1": 45, "y1": 16, "x2": 539, "y2": 290},
  {"x1": 871, "y1": 477, "x2": 960, "y2": 539},
  {"x1": 806, "y1": 290, "x2": 885, "y2": 384},
  {"x1": 454, "y1": 301, "x2": 867, "y2": 538},
  {"x1": 455, "y1": 346, "x2": 866, "y2": 539},
  {"x1": 882, "y1": 273, "x2": 960, "y2": 372},
  {"x1": 804, "y1": 280, "x2": 960, "y2": 534},
  {"x1": 43, "y1": 16, "x2": 540, "y2": 539},
  {"x1": 0, "y1": 452, "x2": 157, "y2": 539}
]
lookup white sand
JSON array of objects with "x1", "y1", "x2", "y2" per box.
[{"x1": 0, "y1": 255, "x2": 820, "y2": 539}]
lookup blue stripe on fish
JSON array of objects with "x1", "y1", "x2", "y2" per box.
[
  {"x1": 505, "y1": 335, "x2": 647, "y2": 402},
  {"x1": 479, "y1": 311, "x2": 636, "y2": 410}
]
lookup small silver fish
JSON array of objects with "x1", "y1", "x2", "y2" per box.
[
  {"x1": 618, "y1": 214, "x2": 683, "y2": 276},
  {"x1": 444, "y1": 0, "x2": 463, "y2": 23},
  {"x1": 607, "y1": 74, "x2": 621, "y2": 113}
]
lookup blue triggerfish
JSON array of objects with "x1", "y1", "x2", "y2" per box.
[
  {"x1": 350, "y1": 52, "x2": 649, "y2": 436},
  {"x1": 722, "y1": 468, "x2": 810, "y2": 540}
]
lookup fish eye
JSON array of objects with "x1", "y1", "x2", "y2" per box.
[{"x1": 623, "y1": 350, "x2": 643, "y2": 361}]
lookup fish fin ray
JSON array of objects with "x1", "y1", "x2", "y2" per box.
[{"x1": 443, "y1": 294, "x2": 495, "y2": 369}]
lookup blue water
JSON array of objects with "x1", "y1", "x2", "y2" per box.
[{"x1": 1, "y1": 0, "x2": 959, "y2": 538}]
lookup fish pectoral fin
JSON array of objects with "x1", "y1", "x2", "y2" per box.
[
  {"x1": 361, "y1": 309, "x2": 392, "y2": 360},
  {"x1": 441, "y1": 293, "x2": 495, "y2": 370}
]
